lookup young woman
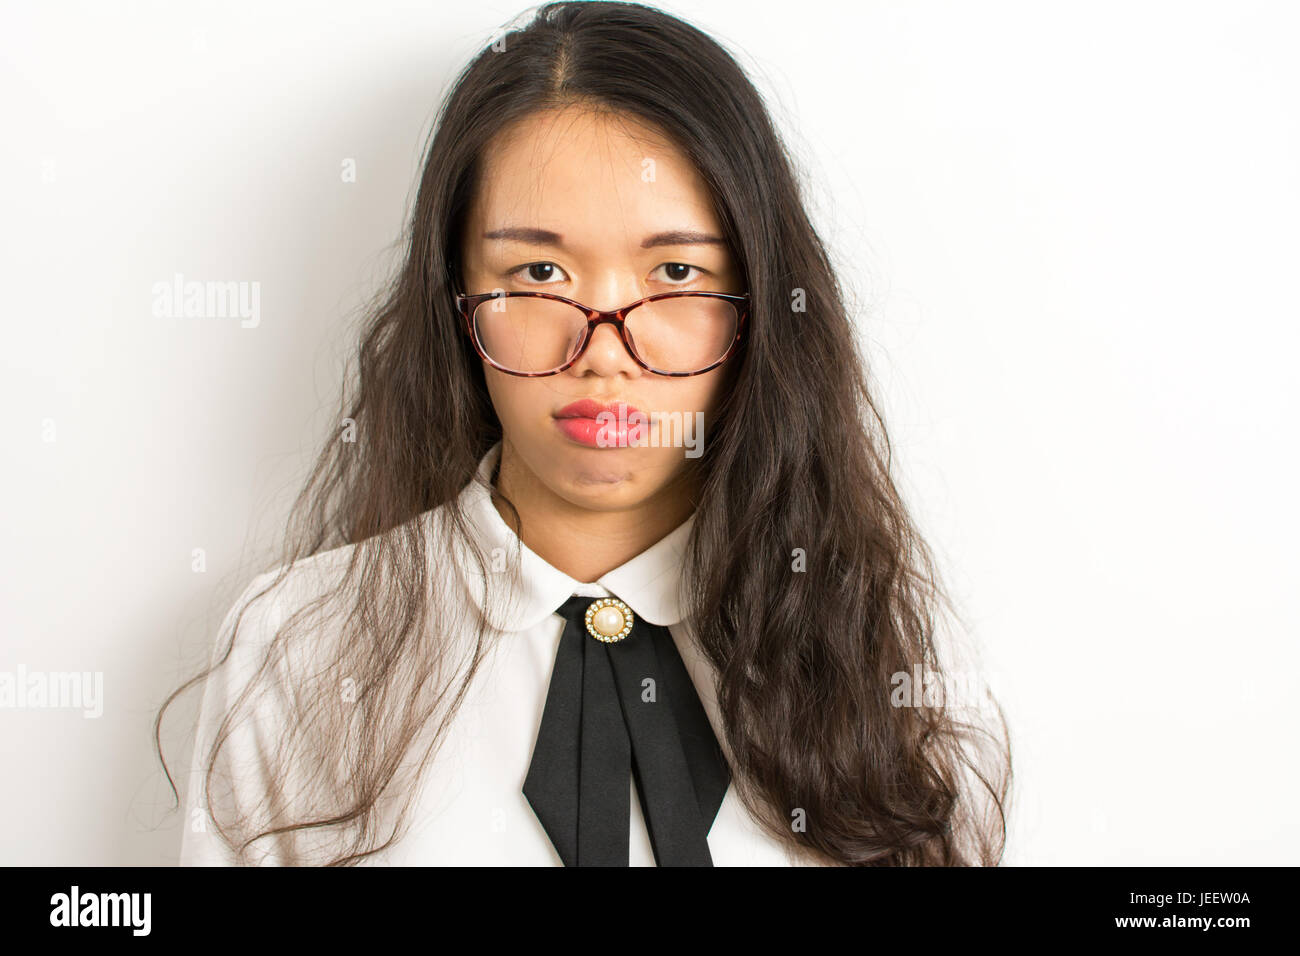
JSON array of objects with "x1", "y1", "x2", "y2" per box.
[{"x1": 158, "y1": 0, "x2": 1011, "y2": 867}]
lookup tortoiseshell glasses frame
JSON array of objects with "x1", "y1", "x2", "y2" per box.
[{"x1": 453, "y1": 289, "x2": 750, "y2": 377}]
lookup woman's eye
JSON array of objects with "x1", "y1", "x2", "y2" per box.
[
  {"x1": 656, "y1": 262, "x2": 701, "y2": 283},
  {"x1": 508, "y1": 262, "x2": 568, "y2": 284}
]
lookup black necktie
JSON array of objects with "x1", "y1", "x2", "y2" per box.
[{"x1": 523, "y1": 593, "x2": 731, "y2": 866}]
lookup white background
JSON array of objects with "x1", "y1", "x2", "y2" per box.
[{"x1": 1, "y1": 0, "x2": 1295, "y2": 865}]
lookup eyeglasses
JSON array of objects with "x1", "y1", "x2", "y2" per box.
[{"x1": 454, "y1": 289, "x2": 749, "y2": 377}]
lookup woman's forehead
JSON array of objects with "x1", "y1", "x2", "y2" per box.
[{"x1": 470, "y1": 109, "x2": 717, "y2": 239}]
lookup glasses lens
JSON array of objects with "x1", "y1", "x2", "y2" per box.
[
  {"x1": 473, "y1": 296, "x2": 588, "y2": 373},
  {"x1": 626, "y1": 296, "x2": 739, "y2": 372}
]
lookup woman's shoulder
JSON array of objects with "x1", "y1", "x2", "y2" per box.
[
  {"x1": 194, "y1": 540, "x2": 374, "y2": 720},
  {"x1": 212, "y1": 503, "x2": 469, "y2": 662},
  {"x1": 253, "y1": 536, "x2": 366, "y2": 606}
]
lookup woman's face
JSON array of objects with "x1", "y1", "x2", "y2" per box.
[{"x1": 460, "y1": 106, "x2": 744, "y2": 513}]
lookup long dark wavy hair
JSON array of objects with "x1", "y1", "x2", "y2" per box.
[{"x1": 156, "y1": 0, "x2": 1012, "y2": 866}]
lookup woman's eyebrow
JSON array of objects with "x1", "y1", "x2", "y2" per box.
[{"x1": 482, "y1": 226, "x2": 725, "y2": 249}]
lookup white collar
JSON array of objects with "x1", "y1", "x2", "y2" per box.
[{"x1": 450, "y1": 442, "x2": 695, "y2": 632}]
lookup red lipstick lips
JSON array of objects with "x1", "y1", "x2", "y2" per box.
[{"x1": 554, "y1": 399, "x2": 649, "y2": 448}]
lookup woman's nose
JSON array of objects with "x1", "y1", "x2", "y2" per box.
[{"x1": 571, "y1": 318, "x2": 640, "y2": 374}]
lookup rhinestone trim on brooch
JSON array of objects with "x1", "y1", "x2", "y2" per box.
[{"x1": 584, "y1": 598, "x2": 634, "y2": 643}]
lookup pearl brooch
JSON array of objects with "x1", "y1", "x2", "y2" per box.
[{"x1": 584, "y1": 598, "x2": 634, "y2": 643}]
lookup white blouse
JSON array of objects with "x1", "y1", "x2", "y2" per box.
[{"x1": 180, "y1": 442, "x2": 809, "y2": 866}]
